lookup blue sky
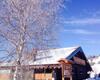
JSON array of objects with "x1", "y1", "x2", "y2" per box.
[
  {"x1": 59, "y1": 0, "x2": 100, "y2": 56},
  {"x1": 0, "y1": 0, "x2": 100, "y2": 58}
]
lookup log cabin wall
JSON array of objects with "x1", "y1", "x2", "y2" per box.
[
  {"x1": 0, "y1": 63, "x2": 90, "y2": 80},
  {"x1": 33, "y1": 68, "x2": 62, "y2": 80},
  {"x1": 72, "y1": 64, "x2": 88, "y2": 80},
  {"x1": 32, "y1": 64, "x2": 72, "y2": 80}
]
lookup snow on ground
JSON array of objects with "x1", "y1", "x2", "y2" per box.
[
  {"x1": 87, "y1": 56, "x2": 100, "y2": 80},
  {"x1": 89, "y1": 56, "x2": 100, "y2": 74}
]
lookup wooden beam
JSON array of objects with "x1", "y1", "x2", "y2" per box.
[
  {"x1": 0, "y1": 64, "x2": 61, "y2": 70},
  {"x1": 58, "y1": 58, "x2": 73, "y2": 64}
]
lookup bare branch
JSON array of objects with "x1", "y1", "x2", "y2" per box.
[{"x1": 0, "y1": 0, "x2": 66, "y2": 80}]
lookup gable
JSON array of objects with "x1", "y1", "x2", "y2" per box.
[
  {"x1": 68, "y1": 48, "x2": 92, "y2": 71},
  {"x1": 66, "y1": 47, "x2": 82, "y2": 60}
]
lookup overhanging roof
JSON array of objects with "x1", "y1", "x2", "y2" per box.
[{"x1": 32, "y1": 46, "x2": 82, "y2": 65}]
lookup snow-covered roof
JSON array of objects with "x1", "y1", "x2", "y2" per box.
[
  {"x1": 31, "y1": 46, "x2": 81, "y2": 65},
  {"x1": 0, "y1": 61, "x2": 15, "y2": 66},
  {"x1": 0, "y1": 46, "x2": 82, "y2": 66}
]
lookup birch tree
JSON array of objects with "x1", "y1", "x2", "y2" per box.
[{"x1": 0, "y1": 0, "x2": 66, "y2": 80}]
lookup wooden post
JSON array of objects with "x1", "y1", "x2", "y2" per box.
[
  {"x1": 62, "y1": 63, "x2": 64, "y2": 80},
  {"x1": 52, "y1": 70, "x2": 55, "y2": 80},
  {"x1": 33, "y1": 69, "x2": 35, "y2": 80},
  {"x1": 70, "y1": 76, "x2": 72, "y2": 80},
  {"x1": 58, "y1": 59, "x2": 73, "y2": 80},
  {"x1": 70, "y1": 65, "x2": 72, "y2": 80},
  {"x1": 44, "y1": 68, "x2": 46, "y2": 80}
]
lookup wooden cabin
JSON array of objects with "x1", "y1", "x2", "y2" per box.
[
  {"x1": 31, "y1": 46, "x2": 92, "y2": 80},
  {"x1": 0, "y1": 46, "x2": 92, "y2": 80}
]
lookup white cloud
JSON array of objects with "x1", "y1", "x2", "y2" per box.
[
  {"x1": 82, "y1": 39, "x2": 100, "y2": 44},
  {"x1": 64, "y1": 29, "x2": 100, "y2": 35},
  {"x1": 64, "y1": 18, "x2": 100, "y2": 25}
]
